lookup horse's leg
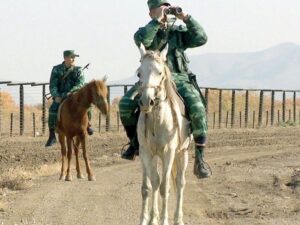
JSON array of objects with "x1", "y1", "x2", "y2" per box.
[
  {"x1": 74, "y1": 136, "x2": 84, "y2": 179},
  {"x1": 81, "y1": 135, "x2": 95, "y2": 181},
  {"x1": 148, "y1": 156, "x2": 160, "y2": 225},
  {"x1": 140, "y1": 150, "x2": 152, "y2": 225},
  {"x1": 160, "y1": 148, "x2": 176, "y2": 225},
  {"x1": 173, "y1": 150, "x2": 188, "y2": 225},
  {"x1": 59, "y1": 133, "x2": 67, "y2": 180},
  {"x1": 65, "y1": 137, "x2": 73, "y2": 181}
]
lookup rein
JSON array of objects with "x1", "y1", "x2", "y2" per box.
[
  {"x1": 138, "y1": 65, "x2": 169, "y2": 105},
  {"x1": 139, "y1": 62, "x2": 182, "y2": 144}
]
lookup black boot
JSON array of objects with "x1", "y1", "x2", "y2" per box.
[
  {"x1": 121, "y1": 125, "x2": 139, "y2": 160},
  {"x1": 45, "y1": 128, "x2": 57, "y2": 147},
  {"x1": 194, "y1": 140, "x2": 212, "y2": 179}
]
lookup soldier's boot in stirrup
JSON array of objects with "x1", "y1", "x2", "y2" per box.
[
  {"x1": 121, "y1": 125, "x2": 139, "y2": 160},
  {"x1": 45, "y1": 128, "x2": 57, "y2": 147},
  {"x1": 194, "y1": 145, "x2": 212, "y2": 179}
]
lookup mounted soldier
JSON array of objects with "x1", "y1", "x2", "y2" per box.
[
  {"x1": 119, "y1": 0, "x2": 212, "y2": 178},
  {"x1": 45, "y1": 50, "x2": 93, "y2": 147}
]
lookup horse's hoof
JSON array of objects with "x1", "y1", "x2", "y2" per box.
[
  {"x1": 88, "y1": 175, "x2": 96, "y2": 181},
  {"x1": 65, "y1": 175, "x2": 72, "y2": 181},
  {"x1": 77, "y1": 174, "x2": 85, "y2": 179},
  {"x1": 59, "y1": 175, "x2": 65, "y2": 180}
]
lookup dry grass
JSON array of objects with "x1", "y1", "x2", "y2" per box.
[{"x1": 0, "y1": 164, "x2": 60, "y2": 191}]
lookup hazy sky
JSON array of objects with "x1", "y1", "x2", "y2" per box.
[{"x1": 0, "y1": 0, "x2": 299, "y2": 83}]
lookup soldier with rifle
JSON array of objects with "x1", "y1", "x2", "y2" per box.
[{"x1": 45, "y1": 50, "x2": 93, "y2": 147}]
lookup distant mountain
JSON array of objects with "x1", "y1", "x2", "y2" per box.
[{"x1": 110, "y1": 42, "x2": 300, "y2": 89}]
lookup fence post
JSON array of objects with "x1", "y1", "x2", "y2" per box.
[
  {"x1": 245, "y1": 90, "x2": 249, "y2": 128},
  {"x1": 42, "y1": 84, "x2": 46, "y2": 135},
  {"x1": 258, "y1": 90, "x2": 264, "y2": 127},
  {"x1": 124, "y1": 85, "x2": 128, "y2": 94},
  {"x1": 282, "y1": 91, "x2": 286, "y2": 123},
  {"x1": 266, "y1": 111, "x2": 269, "y2": 127},
  {"x1": 293, "y1": 92, "x2": 296, "y2": 123},
  {"x1": 205, "y1": 88, "x2": 209, "y2": 115},
  {"x1": 226, "y1": 111, "x2": 229, "y2": 128},
  {"x1": 278, "y1": 110, "x2": 280, "y2": 126},
  {"x1": 231, "y1": 90, "x2": 236, "y2": 128},
  {"x1": 288, "y1": 109, "x2": 291, "y2": 122},
  {"x1": 10, "y1": 113, "x2": 13, "y2": 137},
  {"x1": 271, "y1": 91, "x2": 275, "y2": 126},
  {"x1": 20, "y1": 85, "x2": 24, "y2": 135},
  {"x1": 252, "y1": 111, "x2": 256, "y2": 129},
  {"x1": 33, "y1": 112, "x2": 36, "y2": 137},
  {"x1": 106, "y1": 86, "x2": 111, "y2": 132},
  {"x1": 218, "y1": 90, "x2": 222, "y2": 128}
]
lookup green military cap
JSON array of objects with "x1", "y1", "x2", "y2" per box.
[
  {"x1": 147, "y1": 0, "x2": 170, "y2": 9},
  {"x1": 63, "y1": 50, "x2": 79, "y2": 58}
]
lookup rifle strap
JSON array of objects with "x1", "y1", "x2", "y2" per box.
[{"x1": 61, "y1": 66, "x2": 74, "y2": 80}]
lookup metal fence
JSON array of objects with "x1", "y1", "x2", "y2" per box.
[{"x1": 0, "y1": 81, "x2": 299, "y2": 137}]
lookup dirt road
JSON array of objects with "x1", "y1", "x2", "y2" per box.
[{"x1": 1, "y1": 127, "x2": 300, "y2": 225}]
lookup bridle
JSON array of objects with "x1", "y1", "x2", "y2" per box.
[{"x1": 138, "y1": 61, "x2": 169, "y2": 105}]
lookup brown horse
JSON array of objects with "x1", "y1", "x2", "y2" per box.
[{"x1": 56, "y1": 78, "x2": 109, "y2": 181}]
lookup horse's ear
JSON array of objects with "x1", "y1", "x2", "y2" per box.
[
  {"x1": 161, "y1": 44, "x2": 168, "y2": 62},
  {"x1": 102, "y1": 75, "x2": 108, "y2": 83},
  {"x1": 139, "y1": 43, "x2": 146, "y2": 58}
]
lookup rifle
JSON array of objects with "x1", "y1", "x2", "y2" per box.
[
  {"x1": 188, "y1": 72, "x2": 207, "y2": 108},
  {"x1": 45, "y1": 63, "x2": 90, "y2": 100}
]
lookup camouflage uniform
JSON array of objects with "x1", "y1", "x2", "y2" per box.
[
  {"x1": 119, "y1": 0, "x2": 211, "y2": 178},
  {"x1": 120, "y1": 16, "x2": 207, "y2": 139},
  {"x1": 48, "y1": 64, "x2": 85, "y2": 129}
]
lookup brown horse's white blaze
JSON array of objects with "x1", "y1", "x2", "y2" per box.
[
  {"x1": 137, "y1": 44, "x2": 192, "y2": 225},
  {"x1": 56, "y1": 78, "x2": 108, "y2": 181}
]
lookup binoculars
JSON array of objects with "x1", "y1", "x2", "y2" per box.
[{"x1": 164, "y1": 6, "x2": 182, "y2": 15}]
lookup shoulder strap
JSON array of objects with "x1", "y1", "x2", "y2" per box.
[{"x1": 61, "y1": 66, "x2": 75, "y2": 80}]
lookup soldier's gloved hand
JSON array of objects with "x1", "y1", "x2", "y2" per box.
[
  {"x1": 66, "y1": 92, "x2": 72, "y2": 96},
  {"x1": 54, "y1": 97, "x2": 62, "y2": 103}
]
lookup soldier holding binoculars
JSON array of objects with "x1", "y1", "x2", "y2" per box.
[{"x1": 119, "y1": 0, "x2": 212, "y2": 179}]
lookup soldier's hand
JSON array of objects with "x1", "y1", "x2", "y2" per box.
[
  {"x1": 54, "y1": 97, "x2": 62, "y2": 103},
  {"x1": 174, "y1": 6, "x2": 188, "y2": 21},
  {"x1": 153, "y1": 5, "x2": 167, "y2": 22}
]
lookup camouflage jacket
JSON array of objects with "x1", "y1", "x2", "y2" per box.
[
  {"x1": 134, "y1": 16, "x2": 207, "y2": 74},
  {"x1": 49, "y1": 63, "x2": 85, "y2": 98}
]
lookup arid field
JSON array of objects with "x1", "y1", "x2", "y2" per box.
[{"x1": 0, "y1": 127, "x2": 300, "y2": 225}]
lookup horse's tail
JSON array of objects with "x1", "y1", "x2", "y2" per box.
[{"x1": 171, "y1": 158, "x2": 178, "y2": 193}]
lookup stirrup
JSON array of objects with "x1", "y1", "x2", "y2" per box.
[{"x1": 121, "y1": 143, "x2": 137, "y2": 161}]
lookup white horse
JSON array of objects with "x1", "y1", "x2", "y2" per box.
[{"x1": 137, "y1": 44, "x2": 192, "y2": 225}]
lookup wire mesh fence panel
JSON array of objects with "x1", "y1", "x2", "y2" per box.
[{"x1": 0, "y1": 82, "x2": 299, "y2": 136}]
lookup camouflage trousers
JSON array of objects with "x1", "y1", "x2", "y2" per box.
[
  {"x1": 48, "y1": 101, "x2": 92, "y2": 129},
  {"x1": 118, "y1": 73, "x2": 207, "y2": 143}
]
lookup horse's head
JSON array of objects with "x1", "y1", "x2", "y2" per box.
[
  {"x1": 138, "y1": 44, "x2": 169, "y2": 113},
  {"x1": 90, "y1": 77, "x2": 109, "y2": 115}
]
